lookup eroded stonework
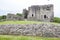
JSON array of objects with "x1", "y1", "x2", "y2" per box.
[
  {"x1": 0, "y1": 23, "x2": 60, "y2": 37},
  {"x1": 23, "y1": 4, "x2": 54, "y2": 22},
  {"x1": 27, "y1": 4, "x2": 54, "y2": 22},
  {"x1": 6, "y1": 14, "x2": 23, "y2": 21},
  {"x1": 6, "y1": 4, "x2": 54, "y2": 22}
]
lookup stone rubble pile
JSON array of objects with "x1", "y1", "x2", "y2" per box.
[{"x1": 0, "y1": 23, "x2": 60, "y2": 37}]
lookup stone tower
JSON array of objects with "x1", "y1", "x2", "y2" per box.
[
  {"x1": 23, "y1": 9, "x2": 28, "y2": 19},
  {"x1": 27, "y1": 4, "x2": 54, "y2": 22}
]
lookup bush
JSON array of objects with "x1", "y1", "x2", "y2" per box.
[
  {"x1": 0, "y1": 15, "x2": 6, "y2": 22},
  {"x1": 53, "y1": 17, "x2": 60, "y2": 23},
  {"x1": 2, "y1": 15, "x2": 6, "y2": 19},
  {"x1": 16, "y1": 13, "x2": 23, "y2": 16}
]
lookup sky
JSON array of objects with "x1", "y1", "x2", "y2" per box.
[{"x1": 0, "y1": 0, "x2": 60, "y2": 17}]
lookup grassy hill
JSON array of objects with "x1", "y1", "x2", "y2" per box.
[
  {"x1": 0, "y1": 21, "x2": 60, "y2": 40},
  {"x1": 0, "y1": 35, "x2": 60, "y2": 40},
  {"x1": 0, "y1": 21, "x2": 41, "y2": 25},
  {"x1": 0, "y1": 21, "x2": 59, "y2": 25}
]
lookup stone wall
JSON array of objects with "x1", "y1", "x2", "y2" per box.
[
  {"x1": 27, "y1": 4, "x2": 54, "y2": 22},
  {"x1": 6, "y1": 14, "x2": 23, "y2": 21},
  {"x1": 0, "y1": 23, "x2": 60, "y2": 37}
]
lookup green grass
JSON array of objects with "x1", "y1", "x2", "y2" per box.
[
  {"x1": 0, "y1": 21, "x2": 59, "y2": 25},
  {"x1": 0, "y1": 35, "x2": 60, "y2": 40},
  {"x1": 0, "y1": 21, "x2": 42, "y2": 25},
  {"x1": 0, "y1": 21, "x2": 60, "y2": 40}
]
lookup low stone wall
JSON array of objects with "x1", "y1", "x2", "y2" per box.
[{"x1": 0, "y1": 23, "x2": 60, "y2": 37}]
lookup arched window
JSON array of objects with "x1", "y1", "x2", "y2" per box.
[
  {"x1": 44, "y1": 15, "x2": 47, "y2": 18},
  {"x1": 32, "y1": 14, "x2": 33, "y2": 17}
]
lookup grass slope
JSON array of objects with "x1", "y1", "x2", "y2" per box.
[
  {"x1": 0, "y1": 21, "x2": 59, "y2": 25},
  {"x1": 0, "y1": 21, "x2": 60, "y2": 40},
  {"x1": 0, "y1": 21, "x2": 42, "y2": 25},
  {"x1": 0, "y1": 35, "x2": 60, "y2": 40}
]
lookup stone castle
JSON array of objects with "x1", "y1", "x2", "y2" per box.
[{"x1": 7, "y1": 4, "x2": 54, "y2": 22}]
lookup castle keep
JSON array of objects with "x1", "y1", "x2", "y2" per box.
[{"x1": 26, "y1": 4, "x2": 54, "y2": 22}]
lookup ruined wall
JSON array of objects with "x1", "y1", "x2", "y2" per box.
[
  {"x1": 23, "y1": 9, "x2": 28, "y2": 19},
  {"x1": 28, "y1": 6, "x2": 40, "y2": 21},
  {"x1": 0, "y1": 23, "x2": 60, "y2": 37},
  {"x1": 27, "y1": 4, "x2": 54, "y2": 22},
  {"x1": 40, "y1": 4, "x2": 54, "y2": 22},
  {"x1": 6, "y1": 14, "x2": 23, "y2": 21}
]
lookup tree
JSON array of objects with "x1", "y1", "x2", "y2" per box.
[
  {"x1": 0, "y1": 16, "x2": 2, "y2": 20},
  {"x1": 53, "y1": 17, "x2": 60, "y2": 23},
  {"x1": 16, "y1": 13, "x2": 22, "y2": 16},
  {"x1": 2, "y1": 15, "x2": 6, "y2": 19},
  {"x1": 0, "y1": 15, "x2": 6, "y2": 21}
]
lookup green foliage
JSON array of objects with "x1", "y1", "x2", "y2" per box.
[
  {"x1": 0, "y1": 15, "x2": 6, "y2": 20},
  {"x1": 53, "y1": 17, "x2": 60, "y2": 23},
  {"x1": 0, "y1": 15, "x2": 6, "y2": 22},
  {"x1": 1, "y1": 15, "x2": 6, "y2": 19},
  {"x1": 0, "y1": 16, "x2": 2, "y2": 20},
  {"x1": 16, "y1": 13, "x2": 23, "y2": 16},
  {"x1": 0, "y1": 35, "x2": 60, "y2": 40}
]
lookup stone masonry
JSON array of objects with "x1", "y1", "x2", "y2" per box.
[
  {"x1": 27, "y1": 4, "x2": 54, "y2": 22},
  {"x1": 6, "y1": 14, "x2": 23, "y2": 21},
  {"x1": 23, "y1": 4, "x2": 54, "y2": 22},
  {"x1": 0, "y1": 23, "x2": 60, "y2": 37},
  {"x1": 6, "y1": 4, "x2": 54, "y2": 22}
]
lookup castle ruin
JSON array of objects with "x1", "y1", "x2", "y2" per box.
[
  {"x1": 6, "y1": 14, "x2": 23, "y2": 21},
  {"x1": 23, "y1": 4, "x2": 54, "y2": 22},
  {"x1": 6, "y1": 4, "x2": 54, "y2": 22}
]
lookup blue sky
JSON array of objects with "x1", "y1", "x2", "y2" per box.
[{"x1": 0, "y1": 0, "x2": 60, "y2": 17}]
